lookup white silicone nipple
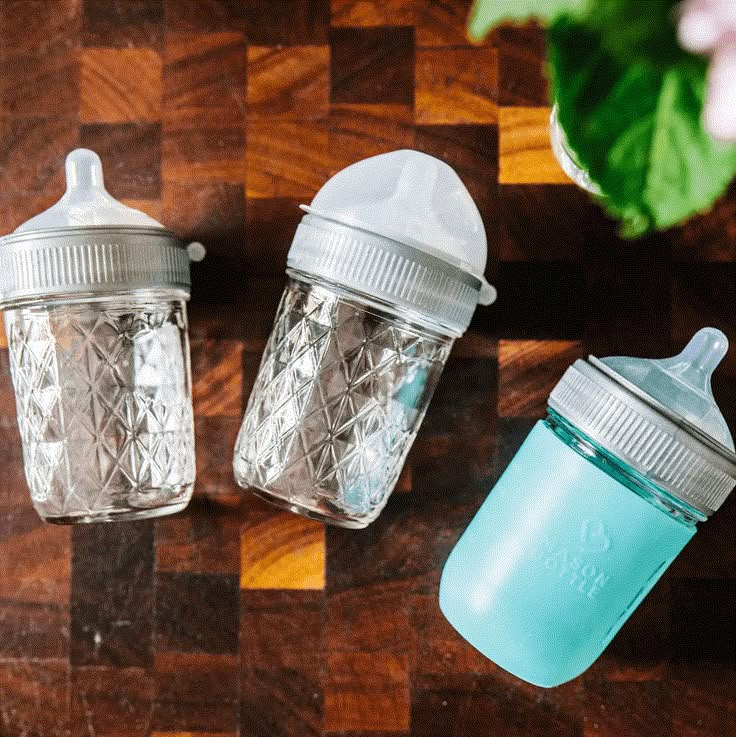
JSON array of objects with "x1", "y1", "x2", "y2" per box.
[
  {"x1": 601, "y1": 328, "x2": 734, "y2": 449},
  {"x1": 302, "y1": 150, "x2": 496, "y2": 305},
  {"x1": 66, "y1": 148, "x2": 105, "y2": 190},
  {"x1": 14, "y1": 148, "x2": 163, "y2": 232}
]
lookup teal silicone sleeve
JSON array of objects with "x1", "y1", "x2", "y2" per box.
[{"x1": 439, "y1": 420, "x2": 694, "y2": 687}]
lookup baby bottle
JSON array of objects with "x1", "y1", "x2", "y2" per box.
[
  {"x1": 233, "y1": 150, "x2": 496, "y2": 528},
  {"x1": 0, "y1": 149, "x2": 201, "y2": 523},
  {"x1": 440, "y1": 329, "x2": 736, "y2": 687}
]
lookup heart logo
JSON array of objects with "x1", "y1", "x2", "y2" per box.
[{"x1": 579, "y1": 518, "x2": 611, "y2": 553}]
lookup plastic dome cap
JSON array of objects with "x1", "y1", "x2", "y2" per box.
[
  {"x1": 14, "y1": 149, "x2": 164, "y2": 232},
  {"x1": 301, "y1": 149, "x2": 496, "y2": 305},
  {"x1": 600, "y1": 328, "x2": 734, "y2": 450}
]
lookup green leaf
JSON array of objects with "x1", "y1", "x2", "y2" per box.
[
  {"x1": 467, "y1": 0, "x2": 585, "y2": 41},
  {"x1": 582, "y1": 0, "x2": 685, "y2": 67},
  {"x1": 548, "y1": 8, "x2": 736, "y2": 237}
]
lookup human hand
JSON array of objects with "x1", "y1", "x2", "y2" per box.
[{"x1": 678, "y1": 0, "x2": 736, "y2": 141}]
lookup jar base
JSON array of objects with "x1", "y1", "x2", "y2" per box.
[
  {"x1": 41, "y1": 499, "x2": 190, "y2": 525},
  {"x1": 246, "y1": 485, "x2": 372, "y2": 529}
]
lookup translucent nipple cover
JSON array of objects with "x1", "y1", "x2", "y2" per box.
[
  {"x1": 302, "y1": 149, "x2": 496, "y2": 304},
  {"x1": 601, "y1": 328, "x2": 734, "y2": 450}
]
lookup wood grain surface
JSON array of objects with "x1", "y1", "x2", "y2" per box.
[{"x1": 0, "y1": 1, "x2": 734, "y2": 736}]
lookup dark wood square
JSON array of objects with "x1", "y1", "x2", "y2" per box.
[
  {"x1": 239, "y1": 0, "x2": 330, "y2": 45},
  {"x1": 584, "y1": 235, "x2": 675, "y2": 357},
  {"x1": 153, "y1": 651, "x2": 239, "y2": 733},
  {"x1": 498, "y1": 24, "x2": 549, "y2": 107},
  {"x1": 83, "y1": 0, "x2": 164, "y2": 49},
  {"x1": 581, "y1": 680, "x2": 670, "y2": 737},
  {"x1": 1, "y1": 49, "x2": 79, "y2": 117},
  {"x1": 494, "y1": 262, "x2": 586, "y2": 340},
  {"x1": 166, "y1": 0, "x2": 245, "y2": 33},
  {"x1": 0, "y1": 117, "x2": 78, "y2": 197},
  {"x1": 156, "y1": 571, "x2": 240, "y2": 654},
  {"x1": 163, "y1": 182, "x2": 247, "y2": 302},
  {"x1": 330, "y1": 26, "x2": 415, "y2": 105},
  {"x1": 164, "y1": 31, "x2": 247, "y2": 124},
  {"x1": 80, "y1": 122, "x2": 162, "y2": 199},
  {"x1": 245, "y1": 197, "x2": 303, "y2": 275},
  {"x1": 500, "y1": 184, "x2": 612, "y2": 261},
  {"x1": 240, "y1": 665, "x2": 323, "y2": 737},
  {"x1": 671, "y1": 578, "x2": 736, "y2": 664},
  {"x1": 70, "y1": 666, "x2": 155, "y2": 736},
  {"x1": 71, "y1": 522, "x2": 155, "y2": 667}
]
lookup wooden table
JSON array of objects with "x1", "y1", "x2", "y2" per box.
[{"x1": 0, "y1": 1, "x2": 734, "y2": 735}]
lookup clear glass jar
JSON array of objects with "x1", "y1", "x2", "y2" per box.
[
  {"x1": 233, "y1": 275, "x2": 453, "y2": 528},
  {"x1": 5, "y1": 290, "x2": 195, "y2": 523}
]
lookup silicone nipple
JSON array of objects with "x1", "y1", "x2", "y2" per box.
[
  {"x1": 654, "y1": 328, "x2": 728, "y2": 397},
  {"x1": 65, "y1": 148, "x2": 105, "y2": 192},
  {"x1": 14, "y1": 148, "x2": 162, "y2": 231},
  {"x1": 601, "y1": 328, "x2": 734, "y2": 450},
  {"x1": 59, "y1": 149, "x2": 121, "y2": 217}
]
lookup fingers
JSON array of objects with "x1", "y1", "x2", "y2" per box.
[{"x1": 704, "y1": 44, "x2": 736, "y2": 141}]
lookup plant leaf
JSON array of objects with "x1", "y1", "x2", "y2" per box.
[
  {"x1": 467, "y1": 0, "x2": 585, "y2": 41},
  {"x1": 548, "y1": 9, "x2": 736, "y2": 237},
  {"x1": 582, "y1": 0, "x2": 685, "y2": 66}
]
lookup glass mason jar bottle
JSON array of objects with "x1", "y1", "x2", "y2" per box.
[
  {"x1": 234, "y1": 150, "x2": 496, "y2": 528},
  {"x1": 0, "y1": 149, "x2": 203, "y2": 523},
  {"x1": 440, "y1": 328, "x2": 736, "y2": 687}
]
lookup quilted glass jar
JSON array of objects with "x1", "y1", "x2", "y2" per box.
[
  {"x1": 234, "y1": 275, "x2": 453, "y2": 526},
  {"x1": 234, "y1": 150, "x2": 496, "y2": 527},
  {"x1": 0, "y1": 150, "x2": 201, "y2": 523}
]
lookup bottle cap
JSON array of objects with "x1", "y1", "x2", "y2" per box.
[
  {"x1": 0, "y1": 149, "x2": 201, "y2": 307},
  {"x1": 549, "y1": 329, "x2": 736, "y2": 515},
  {"x1": 287, "y1": 150, "x2": 496, "y2": 336}
]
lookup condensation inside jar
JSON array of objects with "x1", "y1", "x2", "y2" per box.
[
  {"x1": 234, "y1": 278, "x2": 453, "y2": 527},
  {"x1": 5, "y1": 294, "x2": 195, "y2": 523}
]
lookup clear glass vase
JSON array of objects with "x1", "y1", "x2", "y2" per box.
[
  {"x1": 234, "y1": 276, "x2": 453, "y2": 528},
  {"x1": 5, "y1": 290, "x2": 195, "y2": 523},
  {"x1": 549, "y1": 104, "x2": 602, "y2": 195}
]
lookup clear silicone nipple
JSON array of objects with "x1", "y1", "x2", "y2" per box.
[
  {"x1": 600, "y1": 328, "x2": 734, "y2": 450},
  {"x1": 14, "y1": 148, "x2": 163, "y2": 232}
]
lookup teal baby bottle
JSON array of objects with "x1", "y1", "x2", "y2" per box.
[{"x1": 439, "y1": 328, "x2": 736, "y2": 687}]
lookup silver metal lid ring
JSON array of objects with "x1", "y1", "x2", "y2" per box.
[
  {"x1": 549, "y1": 359, "x2": 736, "y2": 515},
  {"x1": 0, "y1": 226, "x2": 191, "y2": 307},
  {"x1": 288, "y1": 215, "x2": 485, "y2": 336}
]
